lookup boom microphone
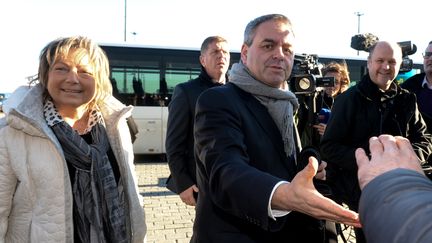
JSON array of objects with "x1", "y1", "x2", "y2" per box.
[{"x1": 350, "y1": 33, "x2": 379, "y2": 52}]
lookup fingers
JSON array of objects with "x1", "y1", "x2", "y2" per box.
[
  {"x1": 179, "y1": 186, "x2": 198, "y2": 206},
  {"x1": 394, "y1": 136, "x2": 424, "y2": 173},
  {"x1": 315, "y1": 161, "x2": 327, "y2": 180},
  {"x1": 368, "y1": 136, "x2": 382, "y2": 157},
  {"x1": 378, "y1": 135, "x2": 399, "y2": 155},
  {"x1": 316, "y1": 160, "x2": 327, "y2": 173},
  {"x1": 355, "y1": 147, "x2": 369, "y2": 170},
  {"x1": 357, "y1": 135, "x2": 424, "y2": 190},
  {"x1": 355, "y1": 147, "x2": 372, "y2": 190},
  {"x1": 303, "y1": 191, "x2": 361, "y2": 227},
  {"x1": 312, "y1": 124, "x2": 326, "y2": 135},
  {"x1": 192, "y1": 185, "x2": 199, "y2": 193},
  {"x1": 181, "y1": 196, "x2": 196, "y2": 206},
  {"x1": 307, "y1": 156, "x2": 319, "y2": 175},
  {"x1": 394, "y1": 136, "x2": 415, "y2": 156},
  {"x1": 319, "y1": 200, "x2": 361, "y2": 227}
]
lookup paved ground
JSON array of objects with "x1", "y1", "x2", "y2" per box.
[
  {"x1": 135, "y1": 160, "x2": 356, "y2": 243},
  {"x1": 135, "y1": 161, "x2": 195, "y2": 243}
]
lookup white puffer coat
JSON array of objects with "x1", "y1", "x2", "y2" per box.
[{"x1": 0, "y1": 85, "x2": 146, "y2": 242}]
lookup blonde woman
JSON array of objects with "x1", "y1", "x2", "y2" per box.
[{"x1": 0, "y1": 36, "x2": 146, "y2": 242}]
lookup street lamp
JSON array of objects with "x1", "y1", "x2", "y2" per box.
[
  {"x1": 354, "y1": 12, "x2": 364, "y2": 56},
  {"x1": 124, "y1": 0, "x2": 127, "y2": 42}
]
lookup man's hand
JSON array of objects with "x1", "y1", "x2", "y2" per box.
[
  {"x1": 179, "y1": 185, "x2": 199, "y2": 206},
  {"x1": 272, "y1": 157, "x2": 361, "y2": 228},
  {"x1": 356, "y1": 135, "x2": 424, "y2": 190},
  {"x1": 314, "y1": 160, "x2": 327, "y2": 180},
  {"x1": 312, "y1": 123, "x2": 326, "y2": 136}
]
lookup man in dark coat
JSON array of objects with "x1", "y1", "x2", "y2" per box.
[
  {"x1": 401, "y1": 41, "x2": 432, "y2": 134},
  {"x1": 191, "y1": 14, "x2": 360, "y2": 243},
  {"x1": 165, "y1": 36, "x2": 230, "y2": 206},
  {"x1": 321, "y1": 41, "x2": 432, "y2": 243}
]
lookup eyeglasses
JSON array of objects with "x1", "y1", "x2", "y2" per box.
[{"x1": 423, "y1": 52, "x2": 432, "y2": 59}]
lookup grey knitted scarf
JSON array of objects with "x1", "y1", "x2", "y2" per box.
[{"x1": 229, "y1": 62, "x2": 299, "y2": 156}]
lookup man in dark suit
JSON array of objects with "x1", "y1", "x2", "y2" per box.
[
  {"x1": 165, "y1": 36, "x2": 230, "y2": 206},
  {"x1": 192, "y1": 14, "x2": 360, "y2": 243}
]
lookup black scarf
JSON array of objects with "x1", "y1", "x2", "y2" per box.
[
  {"x1": 358, "y1": 74, "x2": 398, "y2": 103},
  {"x1": 51, "y1": 122, "x2": 129, "y2": 243}
]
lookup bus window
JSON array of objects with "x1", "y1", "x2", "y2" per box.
[
  {"x1": 111, "y1": 67, "x2": 160, "y2": 106},
  {"x1": 165, "y1": 68, "x2": 200, "y2": 94}
]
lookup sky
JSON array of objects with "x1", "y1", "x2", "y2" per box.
[{"x1": 0, "y1": 0, "x2": 429, "y2": 92}]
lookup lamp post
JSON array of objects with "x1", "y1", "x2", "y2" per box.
[
  {"x1": 124, "y1": 0, "x2": 127, "y2": 42},
  {"x1": 354, "y1": 12, "x2": 364, "y2": 56}
]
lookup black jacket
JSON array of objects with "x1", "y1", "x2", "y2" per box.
[
  {"x1": 165, "y1": 68, "x2": 223, "y2": 194},
  {"x1": 192, "y1": 83, "x2": 324, "y2": 243},
  {"x1": 320, "y1": 74, "x2": 432, "y2": 207},
  {"x1": 401, "y1": 73, "x2": 432, "y2": 134}
]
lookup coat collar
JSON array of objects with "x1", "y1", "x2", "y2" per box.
[
  {"x1": 6, "y1": 84, "x2": 131, "y2": 142},
  {"x1": 198, "y1": 65, "x2": 226, "y2": 87},
  {"x1": 357, "y1": 74, "x2": 400, "y2": 102}
]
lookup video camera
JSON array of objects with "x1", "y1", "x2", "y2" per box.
[
  {"x1": 398, "y1": 41, "x2": 417, "y2": 72},
  {"x1": 350, "y1": 33, "x2": 417, "y2": 73},
  {"x1": 289, "y1": 55, "x2": 334, "y2": 196},
  {"x1": 289, "y1": 54, "x2": 335, "y2": 94}
]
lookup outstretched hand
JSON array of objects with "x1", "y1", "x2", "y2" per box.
[
  {"x1": 356, "y1": 135, "x2": 424, "y2": 190},
  {"x1": 272, "y1": 156, "x2": 361, "y2": 228}
]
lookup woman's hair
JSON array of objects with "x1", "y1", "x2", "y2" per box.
[
  {"x1": 35, "y1": 36, "x2": 112, "y2": 106},
  {"x1": 322, "y1": 61, "x2": 351, "y2": 92}
]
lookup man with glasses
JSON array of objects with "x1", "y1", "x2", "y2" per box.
[{"x1": 401, "y1": 41, "x2": 432, "y2": 133}]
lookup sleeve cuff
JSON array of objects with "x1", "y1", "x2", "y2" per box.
[{"x1": 268, "y1": 181, "x2": 291, "y2": 220}]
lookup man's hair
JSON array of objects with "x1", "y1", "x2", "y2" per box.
[
  {"x1": 368, "y1": 41, "x2": 402, "y2": 59},
  {"x1": 243, "y1": 14, "x2": 293, "y2": 46},
  {"x1": 200, "y1": 36, "x2": 227, "y2": 54}
]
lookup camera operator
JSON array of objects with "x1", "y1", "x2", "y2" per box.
[
  {"x1": 312, "y1": 61, "x2": 351, "y2": 136},
  {"x1": 291, "y1": 55, "x2": 331, "y2": 149},
  {"x1": 293, "y1": 59, "x2": 351, "y2": 243},
  {"x1": 320, "y1": 41, "x2": 432, "y2": 243}
]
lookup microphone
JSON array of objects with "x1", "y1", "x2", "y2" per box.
[
  {"x1": 317, "y1": 108, "x2": 331, "y2": 124},
  {"x1": 350, "y1": 33, "x2": 379, "y2": 52}
]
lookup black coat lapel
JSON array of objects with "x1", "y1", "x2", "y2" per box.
[{"x1": 238, "y1": 86, "x2": 288, "y2": 161}]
